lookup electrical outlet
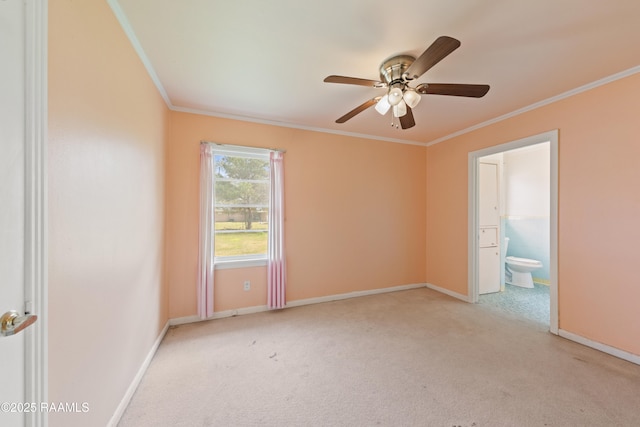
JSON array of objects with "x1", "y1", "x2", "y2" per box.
[{"x1": 243, "y1": 280, "x2": 251, "y2": 291}]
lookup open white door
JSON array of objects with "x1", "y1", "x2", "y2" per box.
[
  {"x1": 0, "y1": 2, "x2": 29, "y2": 425},
  {"x1": 0, "y1": 1, "x2": 47, "y2": 425}
]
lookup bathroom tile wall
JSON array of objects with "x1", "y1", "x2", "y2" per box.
[
  {"x1": 504, "y1": 216, "x2": 550, "y2": 282},
  {"x1": 501, "y1": 142, "x2": 551, "y2": 284}
]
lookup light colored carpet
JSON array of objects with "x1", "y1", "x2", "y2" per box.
[{"x1": 119, "y1": 288, "x2": 640, "y2": 426}]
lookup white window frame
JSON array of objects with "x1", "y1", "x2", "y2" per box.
[{"x1": 212, "y1": 145, "x2": 270, "y2": 269}]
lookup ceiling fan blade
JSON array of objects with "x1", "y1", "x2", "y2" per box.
[
  {"x1": 404, "y1": 36, "x2": 461, "y2": 80},
  {"x1": 335, "y1": 98, "x2": 380, "y2": 123},
  {"x1": 399, "y1": 106, "x2": 415, "y2": 129},
  {"x1": 324, "y1": 75, "x2": 387, "y2": 88},
  {"x1": 416, "y1": 83, "x2": 490, "y2": 98}
]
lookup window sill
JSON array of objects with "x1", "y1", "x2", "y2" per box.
[{"x1": 214, "y1": 258, "x2": 267, "y2": 270}]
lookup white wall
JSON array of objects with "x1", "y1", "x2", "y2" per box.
[
  {"x1": 48, "y1": 1, "x2": 169, "y2": 425},
  {"x1": 504, "y1": 143, "x2": 550, "y2": 217}
]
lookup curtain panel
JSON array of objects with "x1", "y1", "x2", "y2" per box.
[
  {"x1": 197, "y1": 144, "x2": 215, "y2": 318},
  {"x1": 268, "y1": 151, "x2": 286, "y2": 309}
]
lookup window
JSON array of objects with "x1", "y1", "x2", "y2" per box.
[
  {"x1": 199, "y1": 142, "x2": 286, "y2": 316},
  {"x1": 213, "y1": 146, "x2": 270, "y2": 263}
]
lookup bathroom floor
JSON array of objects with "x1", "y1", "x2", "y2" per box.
[{"x1": 479, "y1": 282, "x2": 550, "y2": 325}]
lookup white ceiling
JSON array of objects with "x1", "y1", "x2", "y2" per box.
[{"x1": 112, "y1": 0, "x2": 640, "y2": 145}]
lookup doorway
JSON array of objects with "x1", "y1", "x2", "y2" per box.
[{"x1": 468, "y1": 130, "x2": 558, "y2": 334}]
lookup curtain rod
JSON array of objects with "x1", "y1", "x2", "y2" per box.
[{"x1": 200, "y1": 140, "x2": 286, "y2": 153}]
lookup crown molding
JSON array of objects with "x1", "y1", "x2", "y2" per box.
[
  {"x1": 426, "y1": 65, "x2": 640, "y2": 147},
  {"x1": 170, "y1": 105, "x2": 427, "y2": 147},
  {"x1": 107, "y1": 0, "x2": 172, "y2": 107}
]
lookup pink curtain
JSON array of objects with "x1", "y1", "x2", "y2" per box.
[
  {"x1": 197, "y1": 144, "x2": 215, "y2": 318},
  {"x1": 268, "y1": 151, "x2": 286, "y2": 309}
]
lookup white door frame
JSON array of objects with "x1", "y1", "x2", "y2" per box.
[
  {"x1": 468, "y1": 130, "x2": 558, "y2": 334},
  {"x1": 24, "y1": 0, "x2": 48, "y2": 425}
]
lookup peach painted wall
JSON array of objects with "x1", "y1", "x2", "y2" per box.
[
  {"x1": 167, "y1": 112, "x2": 427, "y2": 318},
  {"x1": 426, "y1": 72, "x2": 640, "y2": 356},
  {"x1": 48, "y1": 1, "x2": 169, "y2": 426}
]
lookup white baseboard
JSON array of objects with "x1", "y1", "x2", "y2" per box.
[
  {"x1": 108, "y1": 321, "x2": 170, "y2": 427},
  {"x1": 286, "y1": 283, "x2": 427, "y2": 308},
  {"x1": 169, "y1": 303, "x2": 271, "y2": 326},
  {"x1": 426, "y1": 283, "x2": 471, "y2": 302},
  {"x1": 169, "y1": 315, "x2": 203, "y2": 326},
  {"x1": 170, "y1": 283, "x2": 428, "y2": 326},
  {"x1": 559, "y1": 329, "x2": 640, "y2": 366}
]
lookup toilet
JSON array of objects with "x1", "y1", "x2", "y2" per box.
[{"x1": 504, "y1": 237, "x2": 543, "y2": 289}]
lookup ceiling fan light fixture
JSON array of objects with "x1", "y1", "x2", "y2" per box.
[
  {"x1": 403, "y1": 88, "x2": 421, "y2": 108},
  {"x1": 375, "y1": 95, "x2": 391, "y2": 115},
  {"x1": 393, "y1": 100, "x2": 407, "y2": 118},
  {"x1": 324, "y1": 36, "x2": 489, "y2": 129},
  {"x1": 387, "y1": 87, "x2": 404, "y2": 106}
]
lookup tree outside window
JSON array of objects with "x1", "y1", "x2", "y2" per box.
[{"x1": 214, "y1": 152, "x2": 269, "y2": 258}]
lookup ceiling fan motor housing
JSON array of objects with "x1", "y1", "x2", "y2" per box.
[{"x1": 379, "y1": 55, "x2": 416, "y2": 88}]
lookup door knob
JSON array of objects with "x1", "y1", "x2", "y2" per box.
[{"x1": 0, "y1": 310, "x2": 37, "y2": 337}]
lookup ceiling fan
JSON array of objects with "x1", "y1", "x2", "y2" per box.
[{"x1": 324, "y1": 36, "x2": 490, "y2": 129}]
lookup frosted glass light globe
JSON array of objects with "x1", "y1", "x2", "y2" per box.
[
  {"x1": 392, "y1": 100, "x2": 407, "y2": 117},
  {"x1": 403, "y1": 88, "x2": 421, "y2": 108},
  {"x1": 375, "y1": 95, "x2": 391, "y2": 115},
  {"x1": 387, "y1": 87, "x2": 404, "y2": 106}
]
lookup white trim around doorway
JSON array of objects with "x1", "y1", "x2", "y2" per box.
[
  {"x1": 468, "y1": 130, "x2": 558, "y2": 335},
  {"x1": 24, "y1": 1, "x2": 48, "y2": 425}
]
